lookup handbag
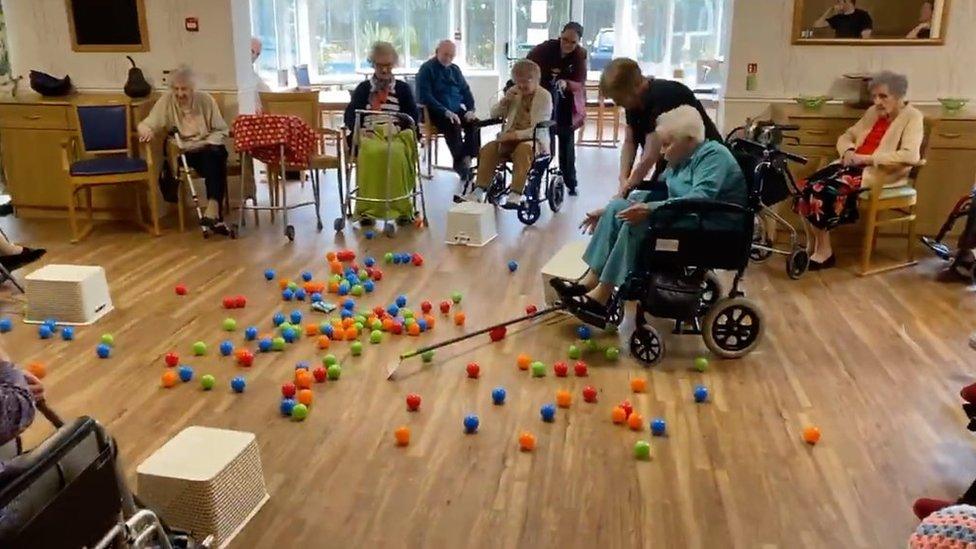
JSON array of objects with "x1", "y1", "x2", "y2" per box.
[{"x1": 29, "y1": 71, "x2": 72, "y2": 97}]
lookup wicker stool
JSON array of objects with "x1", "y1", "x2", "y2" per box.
[{"x1": 137, "y1": 426, "x2": 269, "y2": 548}]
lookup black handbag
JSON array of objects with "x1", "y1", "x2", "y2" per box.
[{"x1": 29, "y1": 71, "x2": 72, "y2": 97}]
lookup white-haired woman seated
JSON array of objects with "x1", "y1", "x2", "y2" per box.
[
  {"x1": 795, "y1": 70, "x2": 923, "y2": 270},
  {"x1": 137, "y1": 66, "x2": 231, "y2": 234},
  {"x1": 343, "y1": 41, "x2": 420, "y2": 224},
  {"x1": 552, "y1": 105, "x2": 747, "y2": 320}
]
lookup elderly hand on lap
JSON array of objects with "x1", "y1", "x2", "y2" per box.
[
  {"x1": 497, "y1": 131, "x2": 520, "y2": 143},
  {"x1": 617, "y1": 202, "x2": 652, "y2": 225},
  {"x1": 841, "y1": 150, "x2": 873, "y2": 167}
]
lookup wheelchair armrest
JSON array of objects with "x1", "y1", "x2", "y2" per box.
[
  {"x1": 472, "y1": 118, "x2": 505, "y2": 128},
  {"x1": 652, "y1": 198, "x2": 752, "y2": 217}
]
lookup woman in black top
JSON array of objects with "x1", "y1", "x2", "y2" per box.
[{"x1": 814, "y1": 0, "x2": 873, "y2": 39}]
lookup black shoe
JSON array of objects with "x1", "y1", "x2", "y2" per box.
[
  {"x1": 567, "y1": 185, "x2": 578, "y2": 197},
  {"x1": 210, "y1": 222, "x2": 231, "y2": 236},
  {"x1": 0, "y1": 247, "x2": 46, "y2": 272},
  {"x1": 550, "y1": 278, "x2": 588, "y2": 298},
  {"x1": 808, "y1": 255, "x2": 836, "y2": 271},
  {"x1": 0, "y1": 203, "x2": 13, "y2": 217},
  {"x1": 565, "y1": 294, "x2": 610, "y2": 329}
]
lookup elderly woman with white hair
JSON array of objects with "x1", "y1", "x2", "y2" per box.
[
  {"x1": 552, "y1": 105, "x2": 746, "y2": 318},
  {"x1": 795, "y1": 70, "x2": 924, "y2": 270},
  {"x1": 138, "y1": 66, "x2": 231, "y2": 234}
]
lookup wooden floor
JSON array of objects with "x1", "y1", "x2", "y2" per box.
[{"x1": 6, "y1": 145, "x2": 976, "y2": 548}]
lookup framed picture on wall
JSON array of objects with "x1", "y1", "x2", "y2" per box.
[{"x1": 66, "y1": 0, "x2": 149, "y2": 52}]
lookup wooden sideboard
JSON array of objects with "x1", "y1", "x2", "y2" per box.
[{"x1": 771, "y1": 103, "x2": 976, "y2": 235}]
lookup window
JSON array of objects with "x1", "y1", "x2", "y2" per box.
[{"x1": 463, "y1": 0, "x2": 494, "y2": 69}]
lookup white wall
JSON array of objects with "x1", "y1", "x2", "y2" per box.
[
  {"x1": 3, "y1": 0, "x2": 241, "y2": 91},
  {"x1": 720, "y1": 0, "x2": 976, "y2": 130}
]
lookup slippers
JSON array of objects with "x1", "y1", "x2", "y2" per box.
[
  {"x1": 550, "y1": 278, "x2": 587, "y2": 298},
  {"x1": 565, "y1": 294, "x2": 610, "y2": 329}
]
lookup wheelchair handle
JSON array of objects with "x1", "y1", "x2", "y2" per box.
[
  {"x1": 734, "y1": 138, "x2": 808, "y2": 165},
  {"x1": 353, "y1": 109, "x2": 418, "y2": 130}
]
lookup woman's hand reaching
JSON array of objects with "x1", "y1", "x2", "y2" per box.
[
  {"x1": 579, "y1": 208, "x2": 604, "y2": 234},
  {"x1": 616, "y1": 202, "x2": 651, "y2": 225}
]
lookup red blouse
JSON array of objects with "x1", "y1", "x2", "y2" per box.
[{"x1": 855, "y1": 116, "x2": 892, "y2": 156}]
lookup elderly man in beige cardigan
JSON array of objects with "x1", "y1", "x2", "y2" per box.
[{"x1": 796, "y1": 71, "x2": 924, "y2": 269}]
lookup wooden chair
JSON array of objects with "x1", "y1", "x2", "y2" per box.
[
  {"x1": 576, "y1": 83, "x2": 620, "y2": 148},
  {"x1": 419, "y1": 105, "x2": 448, "y2": 179},
  {"x1": 856, "y1": 119, "x2": 933, "y2": 275},
  {"x1": 60, "y1": 100, "x2": 159, "y2": 243}
]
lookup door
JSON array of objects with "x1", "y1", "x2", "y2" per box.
[{"x1": 507, "y1": 0, "x2": 572, "y2": 62}]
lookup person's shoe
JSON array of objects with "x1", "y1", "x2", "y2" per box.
[
  {"x1": 566, "y1": 183, "x2": 578, "y2": 197},
  {"x1": 913, "y1": 497, "x2": 954, "y2": 520},
  {"x1": 550, "y1": 278, "x2": 588, "y2": 297},
  {"x1": 0, "y1": 203, "x2": 14, "y2": 217},
  {"x1": 808, "y1": 255, "x2": 836, "y2": 271},
  {"x1": 0, "y1": 247, "x2": 46, "y2": 272},
  {"x1": 501, "y1": 192, "x2": 523, "y2": 210},
  {"x1": 461, "y1": 187, "x2": 485, "y2": 203}
]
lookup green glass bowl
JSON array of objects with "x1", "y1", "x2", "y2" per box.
[
  {"x1": 939, "y1": 98, "x2": 969, "y2": 113},
  {"x1": 794, "y1": 95, "x2": 832, "y2": 110}
]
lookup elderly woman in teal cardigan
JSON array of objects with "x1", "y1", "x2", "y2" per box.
[{"x1": 552, "y1": 105, "x2": 747, "y2": 320}]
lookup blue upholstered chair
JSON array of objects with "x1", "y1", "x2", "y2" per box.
[{"x1": 60, "y1": 100, "x2": 159, "y2": 243}]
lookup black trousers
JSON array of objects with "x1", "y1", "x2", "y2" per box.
[
  {"x1": 551, "y1": 98, "x2": 577, "y2": 189},
  {"x1": 427, "y1": 108, "x2": 480, "y2": 172},
  {"x1": 183, "y1": 144, "x2": 229, "y2": 204}
]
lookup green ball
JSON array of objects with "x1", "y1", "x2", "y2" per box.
[
  {"x1": 531, "y1": 361, "x2": 546, "y2": 377},
  {"x1": 330, "y1": 274, "x2": 342, "y2": 283},
  {"x1": 421, "y1": 350, "x2": 435, "y2": 363},
  {"x1": 568, "y1": 345, "x2": 581, "y2": 360},
  {"x1": 327, "y1": 364, "x2": 342, "y2": 380},
  {"x1": 222, "y1": 318, "x2": 237, "y2": 331},
  {"x1": 694, "y1": 357, "x2": 709, "y2": 372},
  {"x1": 323, "y1": 354, "x2": 338, "y2": 366},
  {"x1": 633, "y1": 440, "x2": 651, "y2": 460},
  {"x1": 192, "y1": 341, "x2": 207, "y2": 356},
  {"x1": 605, "y1": 324, "x2": 618, "y2": 334},
  {"x1": 370, "y1": 330, "x2": 382, "y2": 344},
  {"x1": 279, "y1": 322, "x2": 294, "y2": 333},
  {"x1": 100, "y1": 333, "x2": 115, "y2": 346},
  {"x1": 402, "y1": 308, "x2": 414, "y2": 319},
  {"x1": 358, "y1": 270, "x2": 369, "y2": 281},
  {"x1": 200, "y1": 374, "x2": 216, "y2": 390},
  {"x1": 354, "y1": 322, "x2": 364, "y2": 332},
  {"x1": 384, "y1": 252, "x2": 394, "y2": 263},
  {"x1": 271, "y1": 337, "x2": 286, "y2": 351},
  {"x1": 404, "y1": 317, "x2": 416, "y2": 327},
  {"x1": 371, "y1": 319, "x2": 383, "y2": 331},
  {"x1": 605, "y1": 347, "x2": 621, "y2": 361},
  {"x1": 582, "y1": 339, "x2": 598, "y2": 353},
  {"x1": 351, "y1": 285, "x2": 364, "y2": 296},
  {"x1": 319, "y1": 322, "x2": 330, "y2": 333},
  {"x1": 351, "y1": 341, "x2": 363, "y2": 356},
  {"x1": 291, "y1": 403, "x2": 309, "y2": 421},
  {"x1": 354, "y1": 315, "x2": 367, "y2": 324},
  {"x1": 287, "y1": 281, "x2": 299, "y2": 291},
  {"x1": 451, "y1": 291, "x2": 462, "y2": 304}
]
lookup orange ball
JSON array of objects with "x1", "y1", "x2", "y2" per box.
[
  {"x1": 556, "y1": 389, "x2": 572, "y2": 408},
  {"x1": 382, "y1": 318, "x2": 395, "y2": 332},
  {"x1": 454, "y1": 312, "x2": 466, "y2": 326},
  {"x1": 278, "y1": 278, "x2": 291, "y2": 290},
  {"x1": 627, "y1": 412, "x2": 644, "y2": 431},
  {"x1": 407, "y1": 323, "x2": 421, "y2": 336},
  {"x1": 295, "y1": 370, "x2": 313, "y2": 389},
  {"x1": 394, "y1": 426, "x2": 411, "y2": 446},
  {"x1": 342, "y1": 317, "x2": 355, "y2": 328},
  {"x1": 161, "y1": 370, "x2": 178, "y2": 388},
  {"x1": 331, "y1": 329, "x2": 344, "y2": 342},
  {"x1": 630, "y1": 377, "x2": 647, "y2": 393},
  {"x1": 305, "y1": 323, "x2": 319, "y2": 336},
  {"x1": 344, "y1": 327, "x2": 358, "y2": 340},
  {"x1": 297, "y1": 389, "x2": 313, "y2": 406},
  {"x1": 802, "y1": 426, "x2": 822, "y2": 445},
  {"x1": 367, "y1": 315, "x2": 378, "y2": 325},
  {"x1": 518, "y1": 431, "x2": 537, "y2": 451},
  {"x1": 611, "y1": 406, "x2": 627, "y2": 424},
  {"x1": 423, "y1": 315, "x2": 436, "y2": 329},
  {"x1": 326, "y1": 251, "x2": 337, "y2": 262},
  {"x1": 317, "y1": 335, "x2": 331, "y2": 349},
  {"x1": 303, "y1": 282, "x2": 316, "y2": 294},
  {"x1": 26, "y1": 362, "x2": 46, "y2": 379},
  {"x1": 516, "y1": 354, "x2": 532, "y2": 370},
  {"x1": 328, "y1": 281, "x2": 340, "y2": 293},
  {"x1": 329, "y1": 261, "x2": 343, "y2": 275}
]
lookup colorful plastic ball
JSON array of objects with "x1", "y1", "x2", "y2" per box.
[
  {"x1": 175, "y1": 283, "x2": 188, "y2": 296},
  {"x1": 518, "y1": 431, "x2": 536, "y2": 451},
  {"x1": 310, "y1": 292, "x2": 323, "y2": 303},
  {"x1": 410, "y1": 253, "x2": 423, "y2": 266},
  {"x1": 95, "y1": 343, "x2": 111, "y2": 358},
  {"x1": 384, "y1": 252, "x2": 394, "y2": 264},
  {"x1": 43, "y1": 319, "x2": 57, "y2": 330},
  {"x1": 463, "y1": 414, "x2": 480, "y2": 434},
  {"x1": 323, "y1": 354, "x2": 338, "y2": 366},
  {"x1": 516, "y1": 354, "x2": 532, "y2": 370},
  {"x1": 651, "y1": 418, "x2": 667, "y2": 436},
  {"x1": 282, "y1": 289, "x2": 295, "y2": 301},
  {"x1": 38, "y1": 325, "x2": 53, "y2": 339},
  {"x1": 273, "y1": 313, "x2": 286, "y2": 326},
  {"x1": 236, "y1": 349, "x2": 254, "y2": 366},
  {"x1": 576, "y1": 325, "x2": 592, "y2": 340},
  {"x1": 219, "y1": 340, "x2": 234, "y2": 356},
  {"x1": 165, "y1": 352, "x2": 180, "y2": 367},
  {"x1": 394, "y1": 426, "x2": 410, "y2": 446},
  {"x1": 574, "y1": 361, "x2": 588, "y2": 377},
  {"x1": 803, "y1": 426, "x2": 822, "y2": 445},
  {"x1": 26, "y1": 362, "x2": 46, "y2": 379},
  {"x1": 392, "y1": 295, "x2": 406, "y2": 309},
  {"x1": 693, "y1": 385, "x2": 709, "y2": 403},
  {"x1": 694, "y1": 357, "x2": 709, "y2": 372},
  {"x1": 531, "y1": 361, "x2": 546, "y2": 377},
  {"x1": 291, "y1": 403, "x2": 309, "y2": 421},
  {"x1": 371, "y1": 270, "x2": 383, "y2": 282},
  {"x1": 241, "y1": 326, "x2": 257, "y2": 341},
  {"x1": 327, "y1": 364, "x2": 342, "y2": 380},
  {"x1": 300, "y1": 271, "x2": 313, "y2": 282},
  {"x1": 568, "y1": 345, "x2": 581, "y2": 360},
  {"x1": 222, "y1": 296, "x2": 236, "y2": 309},
  {"x1": 363, "y1": 280, "x2": 375, "y2": 293},
  {"x1": 312, "y1": 366, "x2": 327, "y2": 383},
  {"x1": 258, "y1": 339, "x2": 272, "y2": 352},
  {"x1": 338, "y1": 282, "x2": 350, "y2": 296},
  {"x1": 0, "y1": 317, "x2": 11, "y2": 332},
  {"x1": 620, "y1": 400, "x2": 634, "y2": 418},
  {"x1": 340, "y1": 309, "x2": 354, "y2": 320},
  {"x1": 491, "y1": 387, "x2": 506, "y2": 405},
  {"x1": 402, "y1": 308, "x2": 415, "y2": 320},
  {"x1": 281, "y1": 382, "x2": 297, "y2": 399},
  {"x1": 406, "y1": 393, "x2": 422, "y2": 411},
  {"x1": 628, "y1": 412, "x2": 644, "y2": 431},
  {"x1": 540, "y1": 404, "x2": 556, "y2": 422},
  {"x1": 290, "y1": 310, "x2": 303, "y2": 324},
  {"x1": 222, "y1": 318, "x2": 237, "y2": 332},
  {"x1": 582, "y1": 386, "x2": 598, "y2": 403},
  {"x1": 264, "y1": 269, "x2": 276, "y2": 280},
  {"x1": 605, "y1": 347, "x2": 621, "y2": 361},
  {"x1": 439, "y1": 301, "x2": 451, "y2": 314},
  {"x1": 59, "y1": 326, "x2": 75, "y2": 341},
  {"x1": 466, "y1": 362, "x2": 480, "y2": 378},
  {"x1": 583, "y1": 339, "x2": 598, "y2": 353},
  {"x1": 295, "y1": 370, "x2": 313, "y2": 390},
  {"x1": 416, "y1": 319, "x2": 428, "y2": 332},
  {"x1": 272, "y1": 337, "x2": 286, "y2": 351},
  {"x1": 364, "y1": 256, "x2": 376, "y2": 267},
  {"x1": 611, "y1": 406, "x2": 627, "y2": 424},
  {"x1": 200, "y1": 374, "x2": 216, "y2": 390},
  {"x1": 556, "y1": 390, "x2": 572, "y2": 408},
  {"x1": 386, "y1": 304, "x2": 399, "y2": 317},
  {"x1": 178, "y1": 365, "x2": 194, "y2": 382},
  {"x1": 630, "y1": 377, "x2": 647, "y2": 393},
  {"x1": 454, "y1": 312, "x2": 466, "y2": 326},
  {"x1": 297, "y1": 389, "x2": 313, "y2": 407},
  {"x1": 161, "y1": 370, "x2": 178, "y2": 388},
  {"x1": 280, "y1": 398, "x2": 296, "y2": 416},
  {"x1": 230, "y1": 376, "x2": 247, "y2": 393},
  {"x1": 451, "y1": 291, "x2": 462, "y2": 304},
  {"x1": 287, "y1": 281, "x2": 299, "y2": 291},
  {"x1": 370, "y1": 330, "x2": 382, "y2": 344},
  {"x1": 553, "y1": 361, "x2": 569, "y2": 377},
  {"x1": 282, "y1": 328, "x2": 297, "y2": 343},
  {"x1": 406, "y1": 323, "x2": 421, "y2": 336},
  {"x1": 348, "y1": 341, "x2": 362, "y2": 356},
  {"x1": 634, "y1": 440, "x2": 651, "y2": 460},
  {"x1": 350, "y1": 285, "x2": 363, "y2": 297},
  {"x1": 420, "y1": 349, "x2": 434, "y2": 362},
  {"x1": 294, "y1": 289, "x2": 306, "y2": 301},
  {"x1": 392, "y1": 254, "x2": 401, "y2": 265},
  {"x1": 507, "y1": 260, "x2": 518, "y2": 272}
]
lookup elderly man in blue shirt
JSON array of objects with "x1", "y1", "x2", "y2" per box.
[{"x1": 416, "y1": 40, "x2": 480, "y2": 184}]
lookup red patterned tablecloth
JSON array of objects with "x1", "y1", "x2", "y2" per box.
[{"x1": 232, "y1": 114, "x2": 316, "y2": 166}]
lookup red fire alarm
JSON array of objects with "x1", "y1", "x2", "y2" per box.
[{"x1": 185, "y1": 17, "x2": 199, "y2": 32}]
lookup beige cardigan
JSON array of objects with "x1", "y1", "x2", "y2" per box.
[
  {"x1": 835, "y1": 103, "x2": 925, "y2": 188},
  {"x1": 138, "y1": 91, "x2": 229, "y2": 149},
  {"x1": 490, "y1": 87, "x2": 553, "y2": 153}
]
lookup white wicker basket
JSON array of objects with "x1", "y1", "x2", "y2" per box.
[
  {"x1": 137, "y1": 427, "x2": 269, "y2": 548},
  {"x1": 24, "y1": 264, "x2": 113, "y2": 325}
]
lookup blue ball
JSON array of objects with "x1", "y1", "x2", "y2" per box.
[
  {"x1": 491, "y1": 387, "x2": 507, "y2": 405},
  {"x1": 417, "y1": 319, "x2": 428, "y2": 332},
  {"x1": 338, "y1": 283, "x2": 350, "y2": 296},
  {"x1": 363, "y1": 280, "x2": 375, "y2": 293},
  {"x1": 264, "y1": 269, "x2": 276, "y2": 280},
  {"x1": 0, "y1": 317, "x2": 11, "y2": 333},
  {"x1": 43, "y1": 318, "x2": 58, "y2": 330},
  {"x1": 463, "y1": 414, "x2": 480, "y2": 433},
  {"x1": 280, "y1": 397, "x2": 296, "y2": 416},
  {"x1": 301, "y1": 271, "x2": 313, "y2": 282},
  {"x1": 364, "y1": 257, "x2": 376, "y2": 267},
  {"x1": 258, "y1": 338, "x2": 273, "y2": 352},
  {"x1": 365, "y1": 230, "x2": 375, "y2": 240},
  {"x1": 400, "y1": 253, "x2": 411, "y2": 264},
  {"x1": 282, "y1": 289, "x2": 294, "y2": 301},
  {"x1": 294, "y1": 289, "x2": 306, "y2": 301},
  {"x1": 540, "y1": 403, "x2": 556, "y2": 422},
  {"x1": 282, "y1": 328, "x2": 297, "y2": 343},
  {"x1": 508, "y1": 260, "x2": 518, "y2": 272},
  {"x1": 340, "y1": 309, "x2": 354, "y2": 319},
  {"x1": 693, "y1": 385, "x2": 709, "y2": 403},
  {"x1": 272, "y1": 312, "x2": 286, "y2": 326},
  {"x1": 322, "y1": 325, "x2": 334, "y2": 337},
  {"x1": 343, "y1": 299, "x2": 356, "y2": 311},
  {"x1": 387, "y1": 304, "x2": 399, "y2": 317},
  {"x1": 244, "y1": 326, "x2": 258, "y2": 341},
  {"x1": 290, "y1": 310, "x2": 303, "y2": 324},
  {"x1": 311, "y1": 292, "x2": 323, "y2": 303},
  {"x1": 392, "y1": 254, "x2": 401, "y2": 265},
  {"x1": 219, "y1": 340, "x2": 234, "y2": 356},
  {"x1": 231, "y1": 376, "x2": 246, "y2": 393},
  {"x1": 61, "y1": 326, "x2": 75, "y2": 341},
  {"x1": 178, "y1": 365, "x2": 194, "y2": 382},
  {"x1": 96, "y1": 343, "x2": 111, "y2": 358},
  {"x1": 295, "y1": 361, "x2": 310, "y2": 370},
  {"x1": 396, "y1": 295, "x2": 407, "y2": 308},
  {"x1": 576, "y1": 325, "x2": 592, "y2": 340},
  {"x1": 38, "y1": 325, "x2": 53, "y2": 339},
  {"x1": 651, "y1": 418, "x2": 667, "y2": 436},
  {"x1": 344, "y1": 267, "x2": 356, "y2": 276}
]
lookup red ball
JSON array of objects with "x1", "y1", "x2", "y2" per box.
[
  {"x1": 365, "y1": 267, "x2": 375, "y2": 277},
  {"x1": 620, "y1": 400, "x2": 633, "y2": 418},
  {"x1": 222, "y1": 296, "x2": 235, "y2": 309},
  {"x1": 553, "y1": 361, "x2": 568, "y2": 377},
  {"x1": 489, "y1": 326, "x2": 507, "y2": 342},
  {"x1": 406, "y1": 393, "x2": 422, "y2": 411},
  {"x1": 234, "y1": 295, "x2": 247, "y2": 308},
  {"x1": 164, "y1": 352, "x2": 179, "y2": 367},
  {"x1": 439, "y1": 301, "x2": 451, "y2": 314},
  {"x1": 373, "y1": 306, "x2": 385, "y2": 316},
  {"x1": 411, "y1": 253, "x2": 424, "y2": 266},
  {"x1": 391, "y1": 322, "x2": 403, "y2": 335},
  {"x1": 313, "y1": 366, "x2": 327, "y2": 383},
  {"x1": 582, "y1": 386, "x2": 598, "y2": 403},
  {"x1": 525, "y1": 304, "x2": 538, "y2": 315},
  {"x1": 281, "y1": 382, "x2": 297, "y2": 398},
  {"x1": 574, "y1": 360, "x2": 588, "y2": 377},
  {"x1": 421, "y1": 301, "x2": 433, "y2": 314},
  {"x1": 175, "y1": 284, "x2": 188, "y2": 296},
  {"x1": 237, "y1": 350, "x2": 254, "y2": 367},
  {"x1": 466, "y1": 362, "x2": 480, "y2": 378},
  {"x1": 371, "y1": 270, "x2": 383, "y2": 281}
]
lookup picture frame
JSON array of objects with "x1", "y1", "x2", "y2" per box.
[{"x1": 66, "y1": 0, "x2": 150, "y2": 53}]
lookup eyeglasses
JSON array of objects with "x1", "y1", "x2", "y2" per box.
[{"x1": 374, "y1": 63, "x2": 394, "y2": 70}]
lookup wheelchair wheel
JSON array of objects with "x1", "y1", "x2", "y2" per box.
[
  {"x1": 547, "y1": 175, "x2": 565, "y2": 212},
  {"x1": 487, "y1": 173, "x2": 507, "y2": 205},
  {"x1": 517, "y1": 201, "x2": 542, "y2": 225},
  {"x1": 334, "y1": 217, "x2": 345, "y2": 231},
  {"x1": 697, "y1": 272, "x2": 723, "y2": 317},
  {"x1": 786, "y1": 249, "x2": 809, "y2": 280},
  {"x1": 384, "y1": 223, "x2": 397, "y2": 238},
  {"x1": 285, "y1": 225, "x2": 295, "y2": 241},
  {"x1": 750, "y1": 220, "x2": 773, "y2": 262},
  {"x1": 606, "y1": 293, "x2": 624, "y2": 326},
  {"x1": 629, "y1": 322, "x2": 664, "y2": 366},
  {"x1": 702, "y1": 296, "x2": 764, "y2": 359}
]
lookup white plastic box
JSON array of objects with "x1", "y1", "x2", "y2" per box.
[
  {"x1": 445, "y1": 201, "x2": 497, "y2": 246},
  {"x1": 24, "y1": 264, "x2": 113, "y2": 325},
  {"x1": 541, "y1": 240, "x2": 590, "y2": 306}
]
